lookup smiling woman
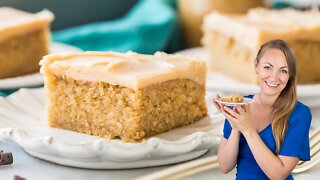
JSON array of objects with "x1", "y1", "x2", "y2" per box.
[{"x1": 214, "y1": 39, "x2": 312, "y2": 180}]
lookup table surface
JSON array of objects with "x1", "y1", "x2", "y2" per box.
[{"x1": 1, "y1": 139, "x2": 320, "y2": 180}]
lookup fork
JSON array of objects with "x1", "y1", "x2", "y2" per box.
[{"x1": 136, "y1": 126, "x2": 320, "y2": 180}]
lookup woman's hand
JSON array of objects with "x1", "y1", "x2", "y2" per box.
[
  {"x1": 213, "y1": 95, "x2": 239, "y2": 130},
  {"x1": 222, "y1": 104, "x2": 255, "y2": 134},
  {"x1": 212, "y1": 95, "x2": 223, "y2": 113}
]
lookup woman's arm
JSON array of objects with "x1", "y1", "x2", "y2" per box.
[
  {"x1": 223, "y1": 105, "x2": 299, "y2": 179},
  {"x1": 217, "y1": 129, "x2": 240, "y2": 174},
  {"x1": 214, "y1": 98, "x2": 241, "y2": 174},
  {"x1": 243, "y1": 130, "x2": 299, "y2": 179}
]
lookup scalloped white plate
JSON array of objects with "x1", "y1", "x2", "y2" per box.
[
  {"x1": 0, "y1": 88, "x2": 224, "y2": 169},
  {"x1": 0, "y1": 42, "x2": 82, "y2": 90},
  {"x1": 176, "y1": 47, "x2": 320, "y2": 107}
]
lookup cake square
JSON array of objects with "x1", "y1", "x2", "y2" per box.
[
  {"x1": 40, "y1": 52, "x2": 207, "y2": 142},
  {"x1": 221, "y1": 94, "x2": 244, "y2": 103},
  {"x1": 202, "y1": 8, "x2": 320, "y2": 84},
  {"x1": 0, "y1": 7, "x2": 53, "y2": 79}
]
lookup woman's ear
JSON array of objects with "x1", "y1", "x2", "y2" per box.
[{"x1": 254, "y1": 59, "x2": 258, "y2": 74}]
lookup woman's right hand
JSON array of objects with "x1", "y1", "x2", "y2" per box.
[
  {"x1": 212, "y1": 94, "x2": 223, "y2": 113},
  {"x1": 213, "y1": 95, "x2": 239, "y2": 130}
]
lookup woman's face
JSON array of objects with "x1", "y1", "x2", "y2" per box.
[{"x1": 255, "y1": 48, "x2": 290, "y2": 96}]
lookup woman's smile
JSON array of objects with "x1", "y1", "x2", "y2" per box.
[{"x1": 265, "y1": 81, "x2": 280, "y2": 88}]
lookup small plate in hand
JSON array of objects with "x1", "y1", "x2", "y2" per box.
[{"x1": 214, "y1": 97, "x2": 253, "y2": 107}]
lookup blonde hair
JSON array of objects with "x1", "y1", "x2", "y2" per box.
[{"x1": 256, "y1": 39, "x2": 297, "y2": 154}]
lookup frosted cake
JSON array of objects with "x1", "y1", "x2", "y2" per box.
[
  {"x1": 202, "y1": 8, "x2": 320, "y2": 84},
  {"x1": 0, "y1": 7, "x2": 53, "y2": 79},
  {"x1": 40, "y1": 51, "x2": 208, "y2": 142},
  {"x1": 221, "y1": 94, "x2": 244, "y2": 103}
]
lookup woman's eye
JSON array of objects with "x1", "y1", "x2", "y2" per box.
[
  {"x1": 264, "y1": 66, "x2": 271, "y2": 70},
  {"x1": 281, "y1": 70, "x2": 288, "y2": 74}
]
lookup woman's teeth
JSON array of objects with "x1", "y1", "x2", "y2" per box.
[{"x1": 266, "y1": 81, "x2": 279, "y2": 87}]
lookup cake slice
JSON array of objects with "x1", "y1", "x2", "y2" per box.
[
  {"x1": 40, "y1": 51, "x2": 207, "y2": 142},
  {"x1": 0, "y1": 7, "x2": 53, "y2": 79},
  {"x1": 220, "y1": 94, "x2": 244, "y2": 103},
  {"x1": 202, "y1": 8, "x2": 320, "y2": 84}
]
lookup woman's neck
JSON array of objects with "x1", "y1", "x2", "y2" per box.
[{"x1": 257, "y1": 93, "x2": 279, "y2": 108}]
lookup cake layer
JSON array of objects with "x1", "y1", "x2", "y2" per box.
[
  {"x1": 47, "y1": 78, "x2": 207, "y2": 142},
  {"x1": 0, "y1": 7, "x2": 52, "y2": 78},
  {"x1": 0, "y1": 7, "x2": 53, "y2": 42},
  {"x1": 41, "y1": 52, "x2": 206, "y2": 90},
  {"x1": 202, "y1": 30, "x2": 257, "y2": 83},
  {"x1": 203, "y1": 8, "x2": 320, "y2": 52},
  {"x1": 0, "y1": 28, "x2": 49, "y2": 78}
]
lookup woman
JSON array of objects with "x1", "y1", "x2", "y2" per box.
[{"x1": 214, "y1": 39, "x2": 312, "y2": 179}]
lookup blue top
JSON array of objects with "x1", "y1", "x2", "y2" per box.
[{"x1": 223, "y1": 95, "x2": 312, "y2": 180}]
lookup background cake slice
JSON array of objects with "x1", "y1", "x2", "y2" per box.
[
  {"x1": 0, "y1": 7, "x2": 53, "y2": 79},
  {"x1": 40, "y1": 51, "x2": 207, "y2": 142},
  {"x1": 202, "y1": 8, "x2": 320, "y2": 84}
]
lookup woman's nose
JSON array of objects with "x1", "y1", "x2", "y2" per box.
[{"x1": 269, "y1": 70, "x2": 279, "y2": 81}]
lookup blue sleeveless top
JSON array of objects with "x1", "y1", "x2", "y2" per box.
[{"x1": 223, "y1": 95, "x2": 312, "y2": 180}]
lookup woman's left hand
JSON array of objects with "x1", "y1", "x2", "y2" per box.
[{"x1": 222, "y1": 104, "x2": 256, "y2": 134}]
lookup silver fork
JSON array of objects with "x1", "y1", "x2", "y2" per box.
[{"x1": 136, "y1": 126, "x2": 320, "y2": 180}]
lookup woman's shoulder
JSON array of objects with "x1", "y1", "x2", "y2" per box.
[
  {"x1": 289, "y1": 101, "x2": 312, "y2": 124},
  {"x1": 292, "y1": 101, "x2": 311, "y2": 115}
]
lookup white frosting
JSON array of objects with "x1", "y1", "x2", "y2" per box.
[
  {"x1": 248, "y1": 8, "x2": 320, "y2": 28},
  {"x1": 40, "y1": 52, "x2": 206, "y2": 90},
  {"x1": 203, "y1": 8, "x2": 320, "y2": 51}
]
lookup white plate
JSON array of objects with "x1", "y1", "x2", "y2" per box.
[
  {"x1": 0, "y1": 42, "x2": 82, "y2": 90},
  {"x1": 215, "y1": 97, "x2": 253, "y2": 107},
  {"x1": 0, "y1": 88, "x2": 224, "y2": 169},
  {"x1": 176, "y1": 47, "x2": 320, "y2": 107}
]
